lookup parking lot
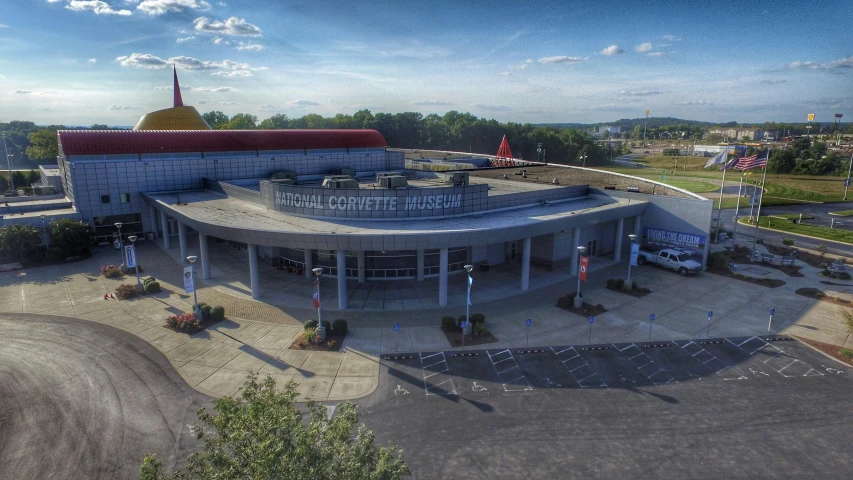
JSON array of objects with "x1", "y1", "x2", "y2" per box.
[{"x1": 376, "y1": 335, "x2": 837, "y2": 400}]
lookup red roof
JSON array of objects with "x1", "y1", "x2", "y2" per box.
[{"x1": 57, "y1": 129, "x2": 388, "y2": 156}]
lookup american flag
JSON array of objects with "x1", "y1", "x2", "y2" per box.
[{"x1": 734, "y1": 150, "x2": 768, "y2": 170}]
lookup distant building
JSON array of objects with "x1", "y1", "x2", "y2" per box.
[{"x1": 709, "y1": 128, "x2": 763, "y2": 141}]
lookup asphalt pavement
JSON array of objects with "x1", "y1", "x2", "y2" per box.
[
  {"x1": 358, "y1": 337, "x2": 853, "y2": 479},
  {"x1": 0, "y1": 314, "x2": 210, "y2": 480}
]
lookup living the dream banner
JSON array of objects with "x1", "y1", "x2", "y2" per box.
[{"x1": 643, "y1": 227, "x2": 706, "y2": 249}]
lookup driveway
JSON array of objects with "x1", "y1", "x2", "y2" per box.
[{"x1": 0, "y1": 314, "x2": 209, "y2": 479}]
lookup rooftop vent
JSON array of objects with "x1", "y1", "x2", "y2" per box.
[
  {"x1": 379, "y1": 175, "x2": 408, "y2": 189},
  {"x1": 331, "y1": 167, "x2": 356, "y2": 177},
  {"x1": 270, "y1": 178, "x2": 295, "y2": 186},
  {"x1": 442, "y1": 171, "x2": 469, "y2": 186},
  {"x1": 270, "y1": 170, "x2": 297, "y2": 181},
  {"x1": 376, "y1": 171, "x2": 402, "y2": 182},
  {"x1": 322, "y1": 176, "x2": 359, "y2": 189}
]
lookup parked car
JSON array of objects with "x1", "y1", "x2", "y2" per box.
[{"x1": 637, "y1": 247, "x2": 702, "y2": 276}]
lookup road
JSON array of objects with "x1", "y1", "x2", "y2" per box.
[
  {"x1": 713, "y1": 202, "x2": 852, "y2": 256},
  {"x1": 358, "y1": 337, "x2": 853, "y2": 479},
  {"x1": 0, "y1": 314, "x2": 209, "y2": 479}
]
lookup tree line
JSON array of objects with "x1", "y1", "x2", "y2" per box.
[{"x1": 767, "y1": 138, "x2": 850, "y2": 176}]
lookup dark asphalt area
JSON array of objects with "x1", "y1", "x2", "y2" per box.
[
  {"x1": 0, "y1": 314, "x2": 210, "y2": 480},
  {"x1": 358, "y1": 337, "x2": 853, "y2": 479}
]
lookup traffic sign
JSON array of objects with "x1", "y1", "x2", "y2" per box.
[
  {"x1": 525, "y1": 319, "x2": 532, "y2": 327},
  {"x1": 649, "y1": 313, "x2": 655, "y2": 322},
  {"x1": 807, "y1": 113, "x2": 815, "y2": 122},
  {"x1": 770, "y1": 308, "x2": 775, "y2": 316},
  {"x1": 461, "y1": 321, "x2": 467, "y2": 328},
  {"x1": 708, "y1": 311, "x2": 713, "y2": 319},
  {"x1": 845, "y1": 178, "x2": 851, "y2": 187},
  {"x1": 394, "y1": 323, "x2": 400, "y2": 332},
  {"x1": 588, "y1": 316, "x2": 595, "y2": 324}
]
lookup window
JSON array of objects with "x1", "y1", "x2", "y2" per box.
[
  {"x1": 101, "y1": 194, "x2": 111, "y2": 204},
  {"x1": 120, "y1": 193, "x2": 131, "y2": 203}
]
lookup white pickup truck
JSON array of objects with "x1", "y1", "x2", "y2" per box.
[{"x1": 637, "y1": 248, "x2": 702, "y2": 276}]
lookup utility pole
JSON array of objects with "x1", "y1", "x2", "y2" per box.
[
  {"x1": 643, "y1": 109, "x2": 649, "y2": 147},
  {"x1": 1, "y1": 134, "x2": 14, "y2": 193}
]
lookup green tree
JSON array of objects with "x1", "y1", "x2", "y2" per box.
[
  {"x1": 90, "y1": 124, "x2": 109, "y2": 130},
  {"x1": 201, "y1": 111, "x2": 230, "y2": 129},
  {"x1": 48, "y1": 219, "x2": 94, "y2": 260},
  {"x1": 0, "y1": 224, "x2": 42, "y2": 262},
  {"x1": 139, "y1": 374, "x2": 410, "y2": 480},
  {"x1": 767, "y1": 149, "x2": 796, "y2": 175},
  {"x1": 25, "y1": 129, "x2": 59, "y2": 164},
  {"x1": 782, "y1": 237, "x2": 795, "y2": 252},
  {"x1": 842, "y1": 308, "x2": 853, "y2": 336},
  {"x1": 225, "y1": 113, "x2": 258, "y2": 130},
  {"x1": 258, "y1": 114, "x2": 290, "y2": 129}
]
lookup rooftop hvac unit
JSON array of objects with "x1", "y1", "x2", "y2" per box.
[
  {"x1": 331, "y1": 168, "x2": 356, "y2": 177},
  {"x1": 322, "y1": 177, "x2": 359, "y2": 189},
  {"x1": 379, "y1": 175, "x2": 408, "y2": 189},
  {"x1": 376, "y1": 171, "x2": 402, "y2": 182},
  {"x1": 270, "y1": 170, "x2": 297, "y2": 181},
  {"x1": 442, "y1": 171, "x2": 469, "y2": 186},
  {"x1": 270, "y1": 178, "x2": 295, "y2": 185}
]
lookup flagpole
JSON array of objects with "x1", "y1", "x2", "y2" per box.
[
  {"x1": 750, "y1": 146, "x2": 771, "y2": 258},
  {"x1": 730, "y1": 169, "x2": 745, "y2": 249},
  {"x1": 714, "y1": 148, "x2": 729, "y2": 243}
]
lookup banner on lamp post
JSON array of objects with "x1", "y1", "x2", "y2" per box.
[
  {"x1": 183, "y1": 266, "x2": 194, "y2": 294},
  {"x1": 629, "y1": 243, "x2": 639, "y2": 266},
  {"x1": 124, "y1": 245, "x2": 137, "y2": 268},
  {"x1": 579, "y1": 256, "x2": 589, "y2": 282}
]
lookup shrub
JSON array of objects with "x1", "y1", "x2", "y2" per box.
[
  {"x1": 167, "y1": 313, "x2": 200, "y2": 333},
  {"x1": 458, "y1": 315, "x2": 467, "y2": 326},
  {"x1": 556, "y1": 296, "x2": 573, "y2": 309},
  {"x1": 115, "y1": 283, "x2": 138, "y2": 300},
  {"x1": 615, "y1": 279, "x2": 625, "y2": 290},
  {"x1": 708, "y1": 252, "x2": 729, "y2": 269},
  {"x1": 302, "y1": 328, "x2": 319, "y2": 344},
  {"x1": 321, "y1": 320, "x2": 332, "y2": 332},
  {"x1": 473, "y1": 323, "x2": 489, "y2": 338},
  {"x1": 606, "y1": 279, "x2": 617, "y2": 289},
  {"x1": 144, "y1": 281, "x2": 161, "y2": 294},
  {"x1": 620, "y1": 284, "x2": 631, "y2": 293},
  {"x1": 200, "y1": 304, "x2": 212, "y2": 320},
  {"x1": 596, "y1": 304, "x2": 605, "y2": 311},
  {"x1": 820, "y1": 269, "x2": 831, "y2": 277},
  {"x1": 631, "y1": 280, "x2": 638, "y2": 290},
  {"x1": 304, "y1": 319, "x2": 319, "y2": 330},
  {"x1": 210, "y1": 305, "x2": 225, "y2": 322},
  {"x1": 840, "y1": 348, "x2": 853, "y2": 358},
  {"x1": 101, "y1": 264, "x2": 122, "y2": 278},
  {"x1": 143, "y1": 276, "x2": 156, "y2": 285},
  {"x1": 441, "y1": 316, "x2": 457, "y2": 331},
  {"x1": 470, "y1": 313, "x2": 485, "y2": 325},
  {"x1": 332, "y1": 319, "x2": 348, "y2": 335},
  {"x1": 837, "y1": 272, "x2": 852, "y2": 280}
]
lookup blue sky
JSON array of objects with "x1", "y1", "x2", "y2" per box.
[{"x1": 0, "y1": 0, "x2": 851, "y2": 126}]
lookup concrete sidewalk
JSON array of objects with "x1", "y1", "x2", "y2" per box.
[{"x1": 1, "y1": 241, "x2": 850, "y2": 403}]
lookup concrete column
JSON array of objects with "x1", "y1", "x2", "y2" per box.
[
  {"x1": 416, "y1": 248, "x2": 425, "y2": 281},
  {"x1": 149, "y1": 206, "x2": 158, "y2": 238},
  {"x1": 199, "y1": 232, "x2": 211, "y2": 280},
  {"x1": 336, "y1": 250, "x2": 347, "y2": 310},
  {"x1": 160, "y1": 210, "x2": 171, "y2": 249},
  {"x1": 248, "y1": 244, "x2": 260, "y2": 299},
  {"x1": 357, "y1": 251, "x2": 366, "y2": 283},
  {"x1": 304, "y1": 249, "x2": 313, "y2": 278},
  {"x1": 178, "y1": 221, "x2": 188, "y2": 261},
  {"x1": 634, "y1": 215, "x2": 642, "y2": 237},
  {"x1": 570, "y1": 228, "x2": 581, "y2": 273},
  {"x1": 613, "y1": 217, "x2": 625, "y2": 261},
  {"x1": 439, "y1": 248, "x2": 448, "y2": 306},
  {"x1": 521, "y1": 237, "x2": 531, "y2": 291}
]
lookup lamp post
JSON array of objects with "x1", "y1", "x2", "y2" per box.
[
  {"x1": 463, "y1": 264, "x2": 474, "y2": 343},
  {"x1": 574, "y1": 246, "x2": 586, "y2": 308},
  {"x1": 844, "y1": 153, "x2": 853, "y2": 201},
  {"x1": 115, "y1": 222, "x2": 125, "y2": 266},
  {"x1": 627, "y1": 234, "x2": 637, "y2": 284},
  {"x1": 40, "y1": 214, "x2": 48, "y2": 247},
  {"x1": 580, "y1": 153, "x2": 588, "y2": 167},
  {"x1": 1, "y1": 133, "x2": 14, "y2": 193},
  {"x1": 313, "y1": 267, "x2": 326, "y2": 340},
  {"x1": 128, "y1": 235, "x2": 142, "y2": 292},
  {"x1": 187, "y1": 255, "x2": 199, "y2": 316}
]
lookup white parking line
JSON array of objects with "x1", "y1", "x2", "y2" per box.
[
  {"x1": 487, "y1": 349, "x2": 532, "y2": 392},
  {"x1": 551, "y1": 346, "x2": 606, "y2": 388},
  {"x1": 419, "y1": 352, "x2": 457, "y2": 396}
]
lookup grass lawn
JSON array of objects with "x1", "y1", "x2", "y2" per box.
[
  {"x1": 738, "y1": 218, "x2": 853, "y2": 244},
  {"x1": 830, "y1": 210, "x2": 853, "y2": 217},
  {"x1": 769, "y1": 213, "x2": 814, "y2": 220}
]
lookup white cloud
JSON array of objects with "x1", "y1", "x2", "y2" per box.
[
  {"x1": 65, "y1": 1, "x2": 132, "y2": 16},
  {"x1": 116, "y1": 53, "x2": 259, "y2": 75},
  {"x1": 600, "y1": 45, "x2": 623, "y2": 56},
  {"x1": 285, "y1": 99, "x2": 319, "y2": 107},
  {"x1": 762, "y1": 79, "x2": 787, "y2": 84},
  {"x1": 675, "y1": 100, "x2": 712, "y2": 105},
  {"x1": 136, "y1": 0, "x2": 210, "y2": 16},
  {"x1": 14, "y1": 90, "x2": 32, "y2": 94},
  {"x1": 0, "y1": 23, "x2": 8, "y2": 28},
  {"x1": 213, "y1": 37, "x2": 230, "y2": 45},
  {"x1": 176, "y1": 35, "x2": 195, "y2": 43},
  {"x1": 219, "y1": 101, "x2": 238, "y2": 105},
  {"x1": 217, "y1": 1, "x2": 226, "y2": 5},
  {"x1": 473, "y1": 104, "x2": 511, "y2": 111},
  {"x1": 537, "y1": 56, "x2": 585, "y2": 64},
  {"x1": 193, "y1": 16, "x2": 262, "y2": 36},
  {"x1": 512, "y1": 59, "x2": 534, "y2": 70},
  {"x1": 154, "y1": 86, "x2": 172, "y2": 90},
  {"x1": 46, "y1": 0, "x2": 62, "y2": 3},
  {"x1": 647, "y1": 52, "x2": 668, "y2": 57},
  {"x1": 210, "y1": 70, "x2": 251, "y2": 77},
  {"x1": 788, "y1": 55, "x2": 853, "y2": 70},
  {"x1": 235, "y1": 43, "x2": 263, "y2": 51},
  {"x1": 412, "y1": 100, "x2": 454, "y2": 106},
  {"x1": 620, "y1": 90, "x2": 661, "y2": 96},
  {"x1": 197, "y1": 99, "x2": 209, "y2": 104},
  {"x1": 191, "y1": 86, "x2": 233, "y2": 92},
  {"x1": 88, "y1": 58, "x2": 97, "y2": 63},
  {"x1": 108, "y1": 104, "x2": 141, "y2": 110},
  {"x1": 635, "y1": 42, "x2": 653, "y2": 53},
  {"x1": 662, "y1": 35, "x2": 682, "y2": 42},
  {"x1": 258, "y1": 104, "x2": 281, "y2": 111}
]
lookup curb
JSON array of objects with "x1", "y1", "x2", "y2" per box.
[{"x1": 736, "y1": 219, "x2": 852, "y2": 246}]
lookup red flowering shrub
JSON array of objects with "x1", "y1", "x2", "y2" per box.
[
  {"x1": 101, "y1": 265, "x2": 122, "y2": 278},
  {"x1": 167, "y1": 313, "x2": 201, "y2": 333},
  {"x1": 115, "y1": 284, "x2": 138, "y2": 300}
]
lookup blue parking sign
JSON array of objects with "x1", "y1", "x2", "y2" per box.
[
  {"x1": 461, "y1": 321, "x2": 467, "y2": 328},
  {"x1": 525, "y1": 319, "x2": 532, "y2": 327},
  {"x1": 845, "y1": 178, "x2": 852, "y2": 187},
  {"x1": 770, "y1": 308, "x2": 775, "y2": 315},
  {"x1": 589, "y1": 316, "x2": 595, "y2": 324},
  {"x1": 708, "y1": 311, "x2": 713, "y2": 318},
  {"x1": 649, "y1": 313, "x2": 655, "y2": 322},
  {"x1": 394, "y1": 323, "x2": 399, "y2": 331}
]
